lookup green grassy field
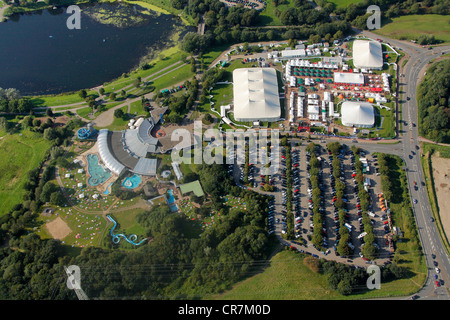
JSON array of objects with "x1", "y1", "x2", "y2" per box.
[
  {"x1": 150, "y1": 63, "x2": 194, "y2": 91},
  {"x1": 214, "y1": 250, "x2": 342, "y2": 300},
  {"x1": 258, "y1": 0, "x2": 296, "y2": 26},
  {"x1": 214, "y1": 248, "x2": 425, "y2": 300},
  {"x1": 374, "y1": 15, "x2": 450, "y2": 44},
  {"x1": 30, "y1": 90, "x2": 98, "y2": 108},
  {"x1": 327, "y1": 0, "x2": 363, "y2": 8},
  {"x1": 0, "y1": 130, "x2": 52, "y2": 216}
]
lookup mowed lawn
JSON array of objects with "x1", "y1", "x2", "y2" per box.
[
  {"x1": 0, "y1": 130, "x2": 52, "y2": 216},
  {"x1": 374, "y1": 15, "x2": 450, "y2": 44}
]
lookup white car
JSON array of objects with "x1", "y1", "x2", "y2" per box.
[{"x1": 435, "y1": 267, "x2": 440, "y2": 274}]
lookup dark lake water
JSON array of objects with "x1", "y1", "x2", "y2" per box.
[{"x1": 0, "y1": 3, "x2": 184, "y2": 95}]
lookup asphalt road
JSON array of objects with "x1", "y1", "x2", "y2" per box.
[
  {"x1": 358, "y1": 30, "x2": 450, "y2": 299},
  {"x1": 323, "y1": 30, "x2": 450, "y2": 299}
]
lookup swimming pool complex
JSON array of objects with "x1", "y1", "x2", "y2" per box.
[
  {"x1": 87, "y1": 154, "x2": 112, "y2": 187},
  {"x1": 122, "y1": 174, "x2": 142, "y2": 189}
]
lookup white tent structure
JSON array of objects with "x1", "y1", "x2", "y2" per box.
[
  {"x1": 352, "y1": 40, "x2": 383, "y2": 70},
  {"x1": 233, "y1": 68, "x2": 281, "y2": 122},
  {"x1": 341, "y1": 101, "x2": 375, "y2": 128},
  {"x1": 334, "y1": 72, "x2": 365, "y2": 85},
  {"x1": 97, "y1": 129, "x2": 125, "y2": 175}
]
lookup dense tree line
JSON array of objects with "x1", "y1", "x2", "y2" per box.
[
  {"x1": 179, "y1": 0, "x2": 352, "y2": 53},
  {"x1": 0, "y1": 88, "x2": 33, "y2": 114},
  {"x1": 417, "y1": 59, "x2": 450, "y2": 143},
  {"x1": 157, "y1": 78, "x2": 199, "y2": 124},
  {"x1": 306, "y1": 142, "x2": 324, "y2": 250}
]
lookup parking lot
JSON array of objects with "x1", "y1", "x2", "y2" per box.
[{"x1": 233, "y1": 139, "x2": 393, "y2": 267}]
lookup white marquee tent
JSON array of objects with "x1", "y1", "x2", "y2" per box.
[
  {"x1": 233, "y1": 68, "x2": 281, "y2": 122},
  {"x1": 341, "y1": 101, "x2": 375, "y2": 128},
  {"x1": 352, "y1": 40, "x2": 383, "y2": 70}
]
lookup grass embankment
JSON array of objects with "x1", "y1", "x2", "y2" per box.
[
  {"x1": 374, "y1": 14, "x2": 450, "y2": 44},
  {"x1": 0, "y1": 130, "x2": 52, "y2": 217}
]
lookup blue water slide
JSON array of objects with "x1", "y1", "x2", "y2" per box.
[{"x1": 106, "y1": 215, "x2": 147, "y2": 246}]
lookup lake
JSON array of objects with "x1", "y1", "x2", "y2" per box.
[{"x1": 0, "y1": 3, "x2": 184, "y2": 95}]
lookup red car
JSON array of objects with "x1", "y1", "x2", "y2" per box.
[{"x1": 435, "y1": 281, "x2": 440, "y2": 287}]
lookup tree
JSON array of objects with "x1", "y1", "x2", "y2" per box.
[
  {"x1": 99, "y1": 88, "x2": 105, "y2": 96},
  {"x1": 133, "y1": 77, "x2": 141, "y2": 88},
  {"x1": 50, "y1": 192, "x2": 65, "y2": 206},
  {"x1": 334, "y1": 30, "x2": 344, "y2": 40},
  {"x1": 181, "y1": 32, "x2": 201, "y2": 53},
  {"x1": 114, "y1": 108, "x2": 124, "y2": 119},
  {"x1": 0, "y1": 117, "x2": 10, "y2": 132},
  {"x1": 40, "y1": 182, "x2": 57, "y2": 203},
  {"x1": 78, "y1": 89, "x2": 87, "y2": 99},
  {"x1": 337, "y1": 277, "x2": 353, "y2": 295},
  {"x1": 22, "y1": 115, "x2": 33, "y2": 128},
  {"x1": 50, "y1": 146, "x2": 63, "y2": 160},
  {"x1": 43, "y1": 127, "x2": 57, "y2": 141}
]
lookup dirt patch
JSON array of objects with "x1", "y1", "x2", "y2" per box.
[
  {"x1": 431, "y1": 153, "x2": 450, "y2": 238},
  {"x1": 46, "y1": 217, "x2": 72, "y2": 240}
]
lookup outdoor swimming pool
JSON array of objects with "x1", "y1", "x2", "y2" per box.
[
  {"x1": 87, "y1": 154, "x2": 111, "y2": 187},
  {"x1": 122, "y1": 174, "x2": 142, "y2": 189},
  {"x1": 167, "y1": 189, "x2": 178, "y2": 212},
  {"x1": 103, "y1": 182, "x2": 113, "y2": 195}
]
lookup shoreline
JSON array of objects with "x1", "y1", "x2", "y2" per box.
[{"x1": 3, "y1": 0, "x2": 189, "y2": 100}]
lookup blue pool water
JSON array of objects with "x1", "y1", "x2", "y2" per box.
[
  {"x1": 167, "y1": 189, "x2": 175, "y2": 204},
  {"x1": 167, "y1": 189, "x2": 178, "y2": 212},
  {"x1": 103, "y1": 182, "x2": 113, "y2": 195},
  {"x1": 87, "y1": 154, "x2": 111, "y2": 186},
  {"x1": 122, "y1": 174, "x2": 142, "y2": 189}
]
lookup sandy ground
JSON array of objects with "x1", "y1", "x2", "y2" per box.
[
  {"x1": 431, "y1": 153, "x2": 450, "y2": 237},
  {"x1": 46, "y1": 217, "x2": 72, "y2": 240}
]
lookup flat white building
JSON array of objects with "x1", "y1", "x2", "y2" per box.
[{"x1": 334, "y1": 72, "x2": 365, "y2": 86}]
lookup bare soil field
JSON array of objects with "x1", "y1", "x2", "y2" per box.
[
  {"x1": 45, "y1": 217, "x2": 72, "y2": 240},
  {"x1": 431, "y1": 153, "x2": 450, "y2": 238}
]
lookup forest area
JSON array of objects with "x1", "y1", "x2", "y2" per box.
[
  {"x1": 417, "y1": 59, "x2": 450, "y2": 143},
  {"x1": 0, "y1": 162, "x2": 276, "y2": 299}
]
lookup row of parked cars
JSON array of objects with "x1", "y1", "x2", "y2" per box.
[
  {"x1": 291, "y1": 149, "x2": 303, "y2": 239},
  {"x1": 280, "y1": 146, "x2": 289, "y2": 235},
  {"x1": 267, "y1": 196, "x2": 276, "y2": 235}
]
